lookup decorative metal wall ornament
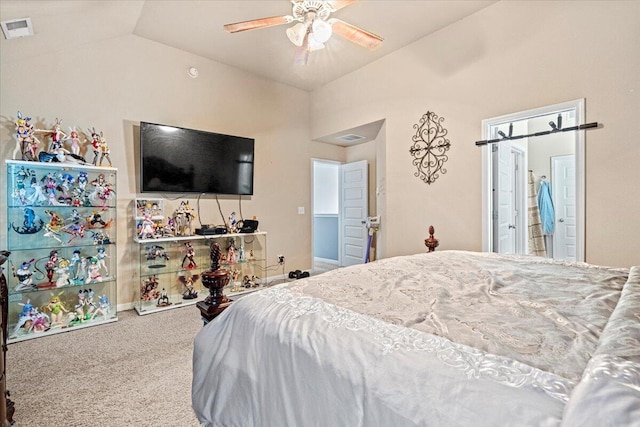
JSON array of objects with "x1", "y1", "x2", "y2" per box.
[{"x1": 409, "y1": 111, "x2": 451, "y2": 185}]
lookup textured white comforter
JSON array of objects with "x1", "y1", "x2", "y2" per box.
[{"x1": 192, "y1": 251, "x2": 640, "y2": 426}]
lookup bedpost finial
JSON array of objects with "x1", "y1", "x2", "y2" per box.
[{"x1": 425, "y1": 225, "x2": 439, "y2": 253}]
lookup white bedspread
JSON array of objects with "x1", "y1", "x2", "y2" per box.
[{"x1": 192, "y1": 251, "x2": 640, "y2": 426}]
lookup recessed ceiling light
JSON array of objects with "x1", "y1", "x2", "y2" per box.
[{"x1": 187, "y1": 67, "x2": 199, "y2": 78}]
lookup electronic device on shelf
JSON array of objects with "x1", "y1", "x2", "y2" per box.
[
  {"x1": 195, "y1": 226, "x2": 229, "y2": 236},
  {"x1": 139, "y1": 121, "x2": 255, "y2": 195},
  {"x1": 237, "y1": 219, "x2": 259, "y2": 233}
]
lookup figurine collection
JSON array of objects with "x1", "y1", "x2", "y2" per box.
[
  {"x1": 5, "y1": 151, "x2": 117, "y2": 341},
  {"x1": 134, "y1": 198, "x2": 262, "y2": 310},
  {"x1": 11, "y1": 111, "x2": 113, "y2": 167}
]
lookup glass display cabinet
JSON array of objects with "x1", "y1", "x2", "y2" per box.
[
  {"x1": 4, "y1": 160, "x2": 118, "y2": 343},
  {"x1": 134, "y1": 200, "x2": 267, "y2": 315}
]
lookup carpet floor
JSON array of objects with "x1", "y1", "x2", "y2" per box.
[{"x1": 6, "y1": 306, "x2": 204, "y2": 427}]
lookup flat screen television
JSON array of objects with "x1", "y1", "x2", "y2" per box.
[{"x1": 140, "y1": 122, "x2": 254, "y2": 195}]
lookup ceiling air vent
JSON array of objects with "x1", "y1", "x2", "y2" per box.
[
  {"x1": 1, "y1": 17, "x2": 34, "y2": 40},
  {"x1": 337, "y1": 134, "x2": 366, "y2": 143}
]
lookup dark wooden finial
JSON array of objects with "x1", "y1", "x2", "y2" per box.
[{"x1": 425, "y1": 225, "x2": 439, "y2": 252}]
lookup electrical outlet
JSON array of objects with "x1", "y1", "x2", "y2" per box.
[{"x1": 277, "y1": 255, "x2": 285, "y2": 264}]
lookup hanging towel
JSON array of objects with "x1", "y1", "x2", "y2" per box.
[
  {"x1": 537, "y1": 180, "x2": 555, "y2": 235},
  {"x1": 527, "y1": 171, "x2": 546, "y2": 256}
]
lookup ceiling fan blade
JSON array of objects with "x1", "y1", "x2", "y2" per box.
[
  {"x1": 330, "y1": 18, "x2": 383, "y2": 50},
  {"x1": 327, "y1": 0, "x2": 357, "y2": 11},
  {"x1": 224, "y1": 15, "x2": 292, "y2": 33}
]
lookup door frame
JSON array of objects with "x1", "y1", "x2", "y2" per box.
[
  {"x1": 481, "y1": 99, "x2": 585, "y2": 261},
  {"x1": 310, "y1": 158, "x2": 341, "y2": 267}
]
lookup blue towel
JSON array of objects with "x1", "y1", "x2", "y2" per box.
[{"x1": 537, "y1": 180, "x2": 555, "y2": 235}]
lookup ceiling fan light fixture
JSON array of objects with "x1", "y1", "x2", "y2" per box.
[
  {"x1": 286, "y1": 22, "x2": 308, "y2": 47},
  {"x1": 307, "y1": 33, "x2": 325, "y2": 51},
  {"x1": 311, "y1": 18, "x2": 332, "y2": 43}
]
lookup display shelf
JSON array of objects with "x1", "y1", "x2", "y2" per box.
[
  {"x1": 4, "y1": 160, "x2": 118, "y2": 342},
  {"x1": 134, "y1": 231, "x2": 267, "y2": 315}
]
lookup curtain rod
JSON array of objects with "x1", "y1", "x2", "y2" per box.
[{"x1": 475, "y1": 122, "x2": 600, "y2": 146}]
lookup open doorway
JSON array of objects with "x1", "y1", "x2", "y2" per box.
[
  {"x1": 312, "y1": 159, "x2": 369, "y2": 273},
  {"x1": 482, "y1": 99, "x2": 585, "y2": 262}
]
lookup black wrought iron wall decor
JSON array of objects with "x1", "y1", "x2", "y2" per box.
[{"x1": 409, "y1": 111, "x2": 451, "y2": 185}]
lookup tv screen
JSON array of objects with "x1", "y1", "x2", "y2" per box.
[{"x1": 140, "y1": 122, "x2": 254, "y2": 195}]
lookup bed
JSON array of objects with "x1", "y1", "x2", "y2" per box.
[{"x1": 192, "y1": 250, "x2": 640, "y2": 426}]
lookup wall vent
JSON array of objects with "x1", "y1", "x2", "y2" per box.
[
  {"x1": 1, "y1": 18, "x2": 34, "y2": 40},
  {"x1": 337, "y1": 134, "x2": 366, "y2": 143}
]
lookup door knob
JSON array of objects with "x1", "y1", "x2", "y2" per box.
[
  {"x1": 508, "y1": 224, "x2": 516, "y2": 229},
  {"x1": 558, "y1": 218, "x2": 565, "y2": 223}
]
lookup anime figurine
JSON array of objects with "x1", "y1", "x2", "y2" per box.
[
  {"x1": 13, "y1": 259, "x2": 36, "y2": 292},
  {"x1": 55, "y1": 259, "x2": 71, "y2": 287},
  {"x1": 95, "y1": 246, "x2": 109, "y2": 276},
  {"x1": 76, "y1": 171, "x2": 89, "y2": 191},
  {"x1": 43, "y1": 250, "x2": 60, "y2": 285},
  {"x1": 36, "y1": 117, "x2": 67, "y2": 152},
  {"x1": 11, "y1": 207, "x2": 44, "y2": 234},
  {"x1": 90, "y1": 230, "x2": 111, "y2": 245},
  {"x1": 75, "y1": 257, "x2": 88, "y2": 284},
  {"x1": 181, "y1": 242, "x2": 197, "y2": 269},
  {"x1": 156, "y1": 288, "x2": 171, "y2": 307},
  {"x1": 91, "y1": 294, "x2": 111, "y2": 320},
  {"x1": 228, "y1": 211, "x2": 238, "y2": 232},
  {"x1": 85, "y1": 257, "x2": 102, "y2": 283},
  {"x1": 98, "y1": 133, "x2": 112, "y2": 166},
  {"x1": 87, "y1": 209, "x2": 112, "y2": 229},
  {"x1": 62, "y1": 223, "x2": 86, "y2": 244},
  {"x1": 47, "y1": 295, "x2": 69, "y2": 327},
  {"x1": 88, "y1": 174, "x2": 115, "y2": 206},
  {"x1": 28, "y1": 308, "x2": 50, "y2": 333},
  {"x1": 226, "y1": 239, "x2": 238, "y2": 264},
  {"x1": 88, "y1": 127, "x2": 102, "y2": 166},
  {"x1": 65, "y1": 126, "x2": 85, "y2": 156},
  {"x1": 69, "y1": 248, "x2": 82, "y2": 279},
  {"x1": 12, "y1": 166, "x2": 33, "y2": 205},
  {"x1": 11, "y1": 299, "x2": 36, "y2": 336},
  {"x1": 66, "y1": 208, "x2": 82, "y2": 224},
  {"x1": 141, "y1": 276, "x2": 160, "y2": 302},
  {"x1": 12, "y1": 111, "x2": 42, "y2": 161},
  {"x1": 138, "y1": 214, "x2": 156, "y2": 239},
  {"x1": 230, "y1": 269, "x2": 241, "y2": 292},
  {"x1": 73, "y1": 289, "x2": 87, "y2": 321},
  {"x1": 178, "y1": 273, "x2": 199, "y2": 299},
  {"x1": 238, "y1": 245, "x2": 246, "y2": 262},
  {"x1": 84, "y1": 289, "x2": 97, "y2": 318},
  {"x1": 145, "y1": 245, "x2": 169, "y2": 268},
  {"x1": 173, "y1": 201, "x2": 195, "y2": 236}
]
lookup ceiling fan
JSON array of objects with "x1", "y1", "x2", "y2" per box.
[{"x1": 223, "y1": 0, "x2": 383, "y2": 64}]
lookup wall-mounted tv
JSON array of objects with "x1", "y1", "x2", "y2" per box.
[{"x1": 140, "y1": 122, "x2": 254, "y2": 195}]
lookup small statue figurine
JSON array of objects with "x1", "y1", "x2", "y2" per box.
[
  {"x1": 138, "y1": 214, "x2": 156, "y2": 239},
  {"x1": 65, "y1": 126, "x2": 86, "y2": 156},
  {"x1": 228, "y1": 211, "x2": 237, "y2": 233},
  {"x1": 55, "y1": 259, "x2": 71, "y2": 287},
  {"x1": 141, "y1": 276, "x2": 160, "y2": 302},
  {"x1": 12, "y1": 111, "x2": 42, "y2": 161},
  {"x1": 145, "y1": 245, "x2": 169, "y2": 268},
  {"x1": 424, "y1": 225, "x2": 439, "y2": 253},
  {"x1": 178, "y1": 273, "x2": 199, "y2": 300},
  {"x1": 226, "y1": 239, "x2": 238, "y2": 264},
  {"x1": 87, "y1": 127, "x2": 102, "y2": 166},
  {"x1": 91, "y1": 294, "x2": 111, "y2": 320},
  {"x1": 13, "y1": 258, "x2": 36, "y2": 292},
  {"x1": 182, "y1": 242, "x2": 197, "y2": 269},
  {"x1": 47, "y1": 295, "x2": 69, "y2": 327},
  {"x1": 156, "y1": 288, "x2": 171, "y2": 307},
  {"x1": 85, "y1": 257, "x2": 102, "y2": 283}
]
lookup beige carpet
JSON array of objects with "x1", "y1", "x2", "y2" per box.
[{"x1": 6, "y1": 306, "x2": 204, "y2": 427}]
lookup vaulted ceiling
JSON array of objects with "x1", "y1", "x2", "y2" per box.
[{"x1": 0, "y1": 0, "x2": 496, "y2": 91}]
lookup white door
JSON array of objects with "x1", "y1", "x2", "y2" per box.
[
  {"x1": 552, "y1": 155, "x2": 576, "y2": 261},
  {"x1": 339, "y1": 160, "x2": 368, "y2": 267},
  {"x1": 494, "y1": 141, "x2": 516, "y2": 254}
]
